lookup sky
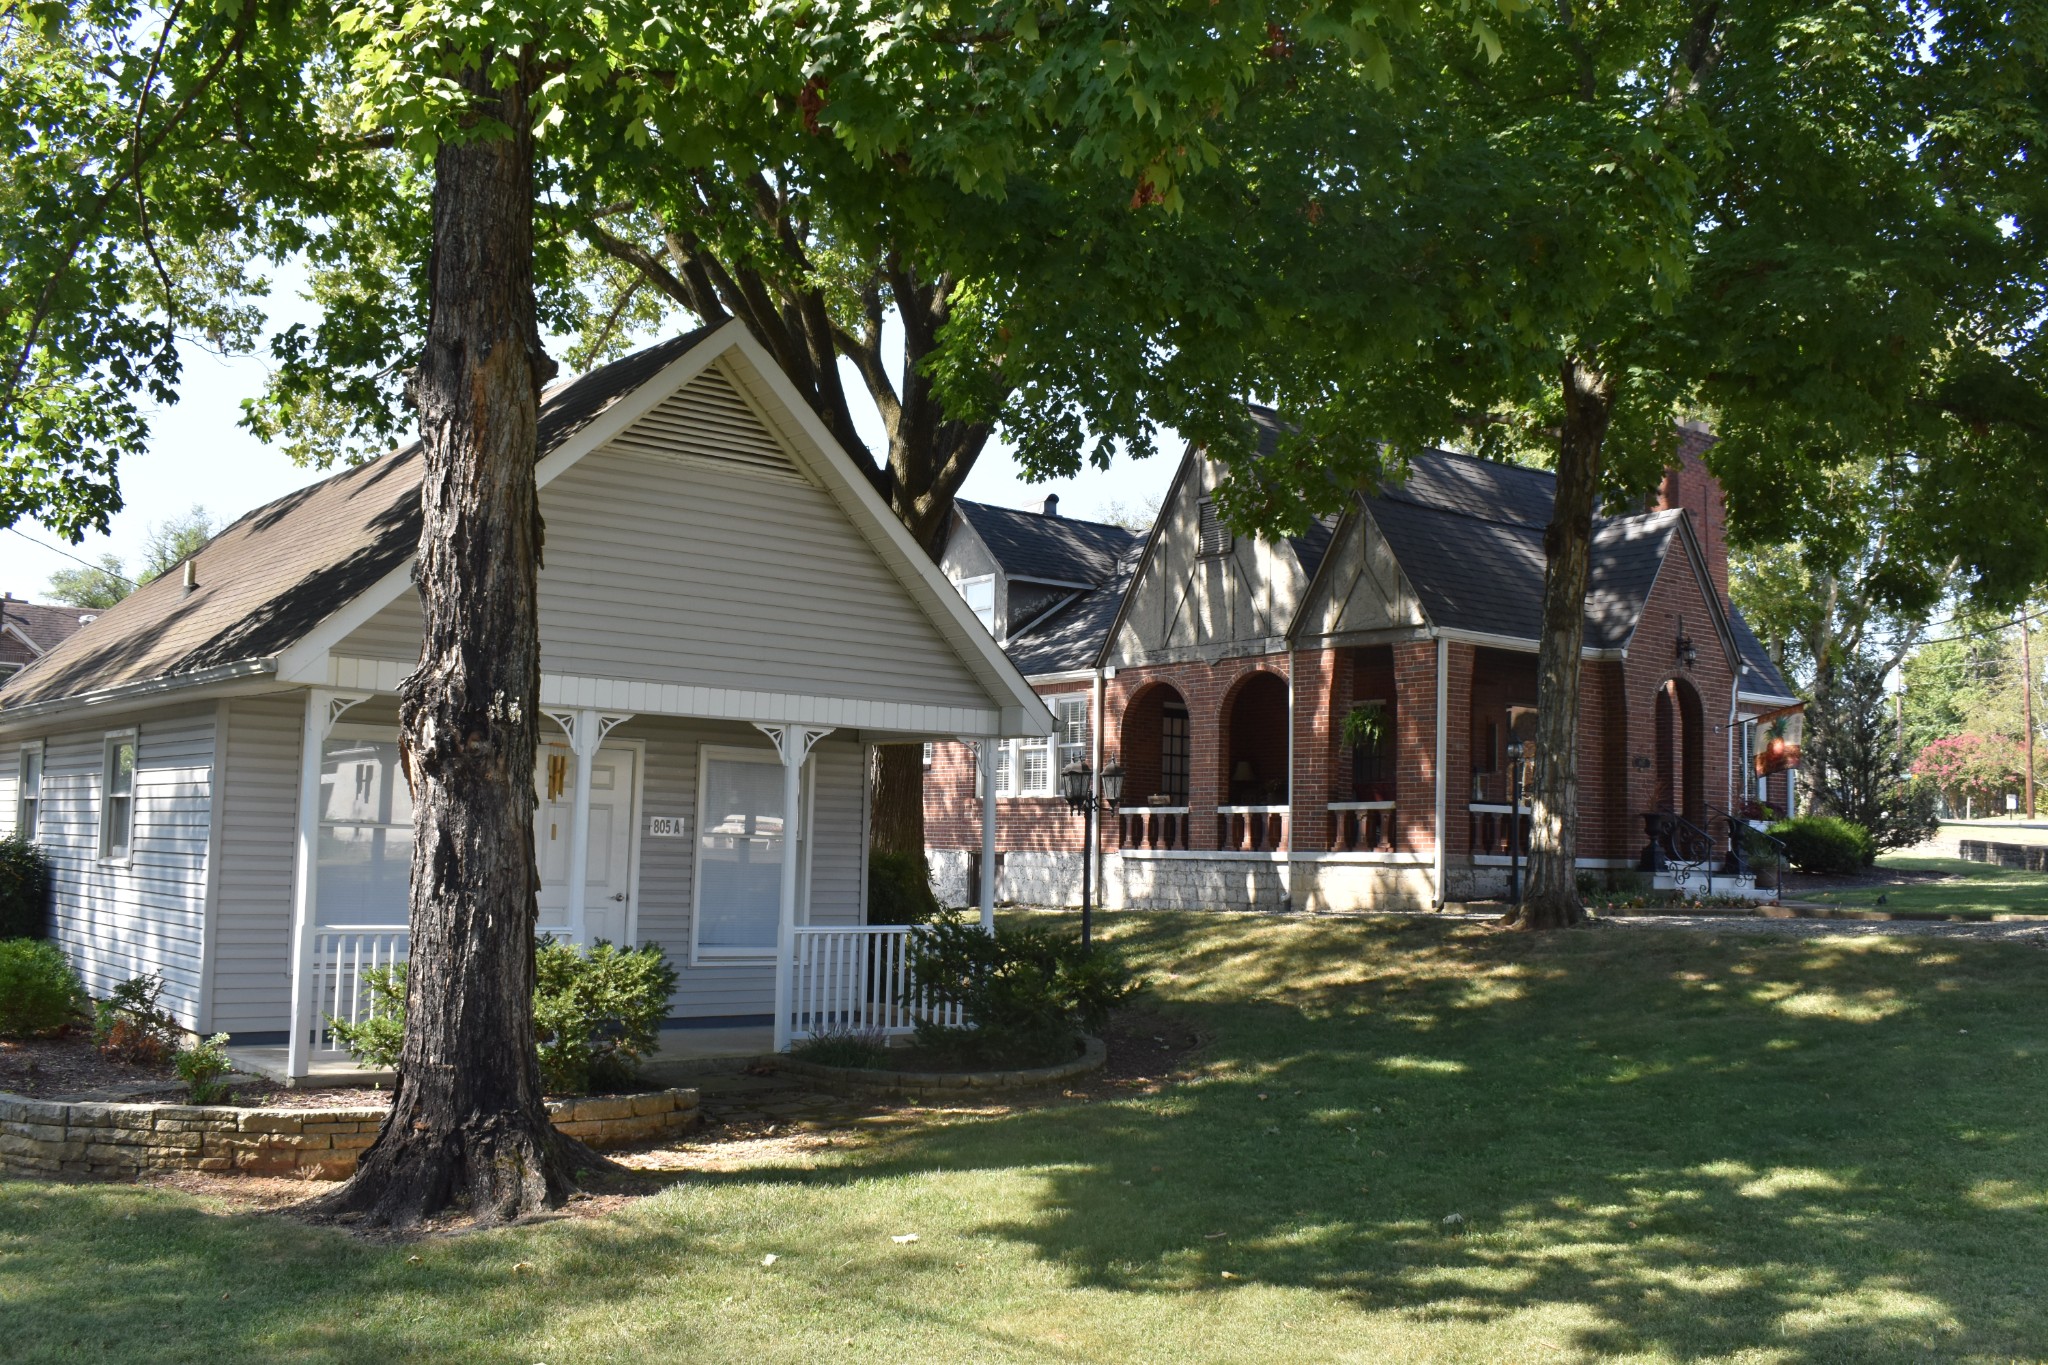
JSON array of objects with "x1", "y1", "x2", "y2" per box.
[{"x1": 0, "y1": 295, "x2": 1180, "y2": 604}]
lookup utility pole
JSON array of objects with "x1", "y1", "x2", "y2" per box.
[{"x1": 2024, "y1": 611, "x2": 2037, "y2": 820}]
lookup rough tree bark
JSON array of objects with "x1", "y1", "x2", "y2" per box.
[
  {"x1": 1504, "y1": 354, "x2": 1614, "y2": 931},
  {"x1": 316, "y1": 54, "x2": 599, "y2": 1225}
]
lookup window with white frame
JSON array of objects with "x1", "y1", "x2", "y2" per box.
[
  {"x1": 1054, "y1": 696, "x2": 1088, "y2": 775},
  {"x1": 994, "y1": 740, "x2": 1012, "y2": 794},
  {"x1": 99, "y1": 733, "x2": 136, "y2": 860},
  {"x1": 958, "y1": 574, "x2": 997, "y2": 637},
  {"x1": 1015, "y1": 733, "x2": 1053, "y2": 795},
  {"x1": 1198, "y1": 498, "x2": 1233, "y2": 557},
  {"x1": 922, "y1": 741, "x2": 935, "y2": 769},
  {"x1": 17, "y1": 743, "x2": 41, "y2": 840}
]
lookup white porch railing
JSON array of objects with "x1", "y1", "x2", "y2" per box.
[
  {"x1": 787, "y1": 924, "x2": 965, "y2": 1043},
  {"x1": 309, "y1": 927, "x2": 409, "y2": 1060}
]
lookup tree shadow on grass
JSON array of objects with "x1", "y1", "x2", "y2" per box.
[{"x1": 3, "y1": 914, "x2": 2042, "y2": 1362}]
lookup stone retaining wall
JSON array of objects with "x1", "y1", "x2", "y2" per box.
[
  {"x1": 0, "y1": 1087, "x2": 698, "y2": 1181},
  {"x1": 777, "y1": 1035, "x2": 1107, "y2": 1099},
  {"x1": 1959, "y1": 839, "x2": 2048, "y2": 872}
]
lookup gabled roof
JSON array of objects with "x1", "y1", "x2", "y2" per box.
[
  {"x1": 1364, "y1": 495, "x2": 1681, "y2": 650},
  {"x1": 954, "y1": 500, "x2": 1139, "y2": 585},
  {"x1": 0, "y1": 331, "x2": 718, "y2": 712},
  {"x1": 0, "y1": 325, "x2": 1053, "y2": 737},
  {"x1": 1004, "y1": 553, "x2": 1139, "y2": 676},
  {"x1": 0, "y1": 598, "x2": 92, "y2": 667},
  {"x1": 1729, "y1": 605, "x2": 1799, "y2": 703}
]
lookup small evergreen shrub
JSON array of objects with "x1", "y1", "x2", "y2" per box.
[
  {"x1": 326, "y1": 963, "x2": 407, "y2": 1069},
  {"x1": 0, "y1": 835, "x2": 49, "y2": 939},
  {"x1": 175, "y1": 1032, "x2": 235, "y2": 1104},
  {"x1": 328, "y1": 941, "x2": 678, "y2": 1093},
  {"x1": 0, "y1": 938, "x2": 86, "y2": 1038},
  {"x1": 1769, "y1": 816, "x2": 1875, "y2": 876},
  {"x1": 868, "y1": 849, "x2": 942, "y2": 924},
  {"x1": 533, "y1": 938, "x2": 678, "y2": 1093},
  {"x1": 908, "y1": 913, "x2": 1141, "y2": 1068},
  {"x1": 790, "y1": 1027, "x2": 892, "y2": 1070},
  {"x1": 93, "y1": 973, "x2": 182, "y2": 1064}
]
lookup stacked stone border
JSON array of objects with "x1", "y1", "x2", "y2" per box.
[
  {"x1": 1959, "y1": 839, "x2": 2048, "y2": 873},
  {"x1": 0, "y1": 1087, "x2": 699, "y2": 1181},
  {"x1": 775, "y1": 1035, "x2": 1107, "y2": 1099}
]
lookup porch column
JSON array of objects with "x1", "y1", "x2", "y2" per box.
[
  {"x1": 546, "y1": 709, "x2": 633, "y2": 945},
  {"x1": 978, "y1": 737, "x2": 998, "y2": 931},
  {"x1": 285, "y1": 689, "x2": 369, "y2": 1080},
  {"x1": 1434, "y1": 636, "x2": 1449, "y2": 908},
  {"x1": 757, "y1": 723, "x2": 833, "y2": 1051}
]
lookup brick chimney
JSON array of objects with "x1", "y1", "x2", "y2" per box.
[{"x1": 1654, "y1": 422, "x2": 1728, "y2": 607}]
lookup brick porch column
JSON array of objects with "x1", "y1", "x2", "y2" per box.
[
  {"x1": 1392, "y1": 640, "x2": 1439, "y2": 860},
  {"x1": 1291, "y1": 647, "x2": 1344, "y2": 852},
  {"x1": 1442, "y1": 642, "x2": 1476, "y2": 864}
]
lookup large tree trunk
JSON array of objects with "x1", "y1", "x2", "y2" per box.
[
  {"x1": 317, "y1": 54, "x2": 597, "y2": 1226},
  {"x1": 871, "y1": 743, "x2": 928, "y2": 857},
  {"x1": 1504, "y1": 355, "x2": 1614, "y2": 931}
]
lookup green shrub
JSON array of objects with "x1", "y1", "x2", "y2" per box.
[
  {"x1": 0, "y1": 938, "x2": 86, "y2": 1038},
  {"x1": 533, "y1": 937, "x2": 678, "y2": 1093},
  {"x1": 868, "y1": 849, "x2": 941, "y2": 924},
  {"x1": 93, "y1": 973, "x2": 182, "y2": 1065},
  {"x1": 908, "y1": 912, "x2": 1142, "y2": 1068},
  {"x1": 325, "y1": 963, "x2": 408, "y2": 1070},
  {"x1": 790, "y1": 1027, "x2": 892, "y2": 1070},
  {"x1": 175, "y1": 1032, "x2": 235, "y2": 1104},
  {"x1": 1880, "y1": 778, "x2": 1942, "y2": 854},
  {"x1": 0, "y1": 835, "x2": 48, "y2": 939},
  {"x1": 1769, "y1": 815, "x2": 1875, "y2": 876}
]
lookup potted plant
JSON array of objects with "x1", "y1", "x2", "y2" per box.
[{"x1": 1343, "y1": 702, "x2": 1393, "y2": 801}]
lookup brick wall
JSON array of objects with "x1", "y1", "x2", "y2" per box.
[
  {"x1": 1619, "y1": 547, "x2": 1738, "y2": 857},
  {"x1": 1221, "y1": 670, "x2": 1290, "y2": 802},
  {"x1": 1391, "y1": 640, "x2": 1439, "y2": 855}
]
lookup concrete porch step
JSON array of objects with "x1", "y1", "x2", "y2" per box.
[{"x1": 1648, "y1": 865, "x2": 1778, "y2": 902}]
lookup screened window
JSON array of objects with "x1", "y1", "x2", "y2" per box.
[
  {"x1": 1160, "y1": 702, "x2": 1190, "y2": 801},
  {"x1": 959, "y1": 575, "x2": 997, "y2": 636},
  {"x1": 16, "y1": 744, "x2": 40, "y2": 841},
  {"x1": 317, "y1": 735, "x2": 414, "y2": 924},
  {"x1": 693, "y1": 749, "x2": 788, "y2": 956},
  {"x1": 1054, "y1": 696, "x2": 1089, "y2": 775},
  {"x1": 99, "y1": 734, "x2": 136, "y2": 860}
]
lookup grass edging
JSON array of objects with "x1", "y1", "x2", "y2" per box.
[{"x1": 774, "y1": 1035, "x2": 1107, "y2": 1098}]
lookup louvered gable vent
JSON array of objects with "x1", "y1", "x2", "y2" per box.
[{"x1": 603, "y1": 364, "x2": 809, "y2": 483}]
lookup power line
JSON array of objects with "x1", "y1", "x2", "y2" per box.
[{"x1": 5, "y1": 527, "x2": 139, "y2": 590}]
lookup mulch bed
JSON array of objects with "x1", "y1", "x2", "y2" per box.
[
  {"x1": 0, "y1": 1032, "x2": 179, "y2": 1099},
  {"x1": 1067, "y1": 1008, "x2": 1204, "y2": 1098}
]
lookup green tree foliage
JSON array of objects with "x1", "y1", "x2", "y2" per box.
[
  {"x1": 997, "y1": 2, "x2": 2047, "y2": 924},
  {"x1": 44, "y1": 503, "x2": 214, "y2": 606},
  {"x1": 1804, "y1": 651, "x2": 1939, "y2": 857}
]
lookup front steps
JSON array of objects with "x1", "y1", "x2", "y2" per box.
[{"x1": 1648, "y1": 862, "x2": 1778, "y2": 902}]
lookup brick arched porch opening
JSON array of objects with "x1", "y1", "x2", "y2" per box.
[
  {"x1": 1653, "y1": 675, "x2": 1707, "y2": 826},
  {"x1": 1219, "y1": 669, "x2": 1290, "y2": 803},
  {"x1": 1116, "y1": 682, "x2": 1191, "y2": 850}
]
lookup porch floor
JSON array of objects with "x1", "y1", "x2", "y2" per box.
[{"x1": 228, "y1": 1023, "x2": 777, "y2": 1090}]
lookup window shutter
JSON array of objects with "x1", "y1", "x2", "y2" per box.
[{"x1": 1198, "y1": 499, "x2": 1233, "y2": 557}]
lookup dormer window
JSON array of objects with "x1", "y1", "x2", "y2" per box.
[{"x1": 959, "y1": 574, "x2": 997, "y2": 638}]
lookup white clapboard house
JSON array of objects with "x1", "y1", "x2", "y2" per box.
[{"x1": 0, "y1": 322, "x2": 1039, "y2": 1075}]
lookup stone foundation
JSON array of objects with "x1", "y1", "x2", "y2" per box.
[
  {"x1": 0, "y1": 1087, "x2": 698, "y2": 1181},
  {"x1": 1108, "y1": 853, "x2": 1289, "y2": 911},
  {"x1": 1960, "y1": 839, "x2": 2048, "y2": 872}
]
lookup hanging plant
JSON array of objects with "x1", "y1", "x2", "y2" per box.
[{"x1": 1342, "y1": 702, "x2": 1387, "y2": 752}]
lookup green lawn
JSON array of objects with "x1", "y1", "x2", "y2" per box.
[
  {"x1": 6, "y1": 912, "x2": 2047, "y2": 1363},
  {"x1": 1803, "y1": 854, "x2": 2048, "y2": 917}
]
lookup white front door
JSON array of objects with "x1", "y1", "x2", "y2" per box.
[{"x1": 538, "y1": 743, "x2": 637, "y2": 946}]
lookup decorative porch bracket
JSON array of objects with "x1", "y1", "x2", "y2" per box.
[
  {"x1": 285, "y1": 689, "x2": 372, "y2": 1079},
  {"x1": 545, "y1": 709, "x2": 635, "y2": 945},
  {"x1": 756, "y1": 723, "x2": 836, "y2": 1051}
]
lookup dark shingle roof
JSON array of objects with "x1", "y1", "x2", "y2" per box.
[
  {"x1": 1728, "y1": 606, "x2": 1798, "y2": 701},
  {"x1": 1365, "y1": 493, "x2": 1681, "y2": 650},
  {"x1": 0, "y1": 598, "x2": 92, "y2": 669},
  {"x1": 0, "y1": 330, "x2": 716, "y2": 710},
  {"x1": 955, "y1": 501, "x2": 1139, "y2": 585},
  {"x1": 1005, "y1": 555, "x2": 1137, "y2": 676}
]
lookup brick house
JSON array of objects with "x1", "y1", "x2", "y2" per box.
[{"x1": 925, "y1": 417, "x2": 1803, "y2": 911}]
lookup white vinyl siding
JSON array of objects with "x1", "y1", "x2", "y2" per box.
[
  {"x1": 210, "y1": 695, "x2": 305, "y2": 1035},
  {"x1": 608, "y1": 716, "x2": 866, "y2": 1021},
  {"x1": 530, "y1": 421, "x2": 990, "y2": 710},
  {"x1": 40, "y1": 709, "x2": 216, "y2": 1026}
]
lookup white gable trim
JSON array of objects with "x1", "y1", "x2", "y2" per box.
[
  {"x1": 714, "y1": 330, "x2": 1052, "y2": 738},
  {"x1": 282, "y1": 321, "x2": 1048, "y2": 737},
  {"x1": 0, "y1": 621, "x2": 47, "y2": 657}
]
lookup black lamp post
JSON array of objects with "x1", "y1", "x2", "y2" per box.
[
  {"x1": 1061, "y1": 758, "x2": 1125, "y2": 947},
  {"x1": 1505, "y1": 738, "x2": 1526, "y2": 905}
]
